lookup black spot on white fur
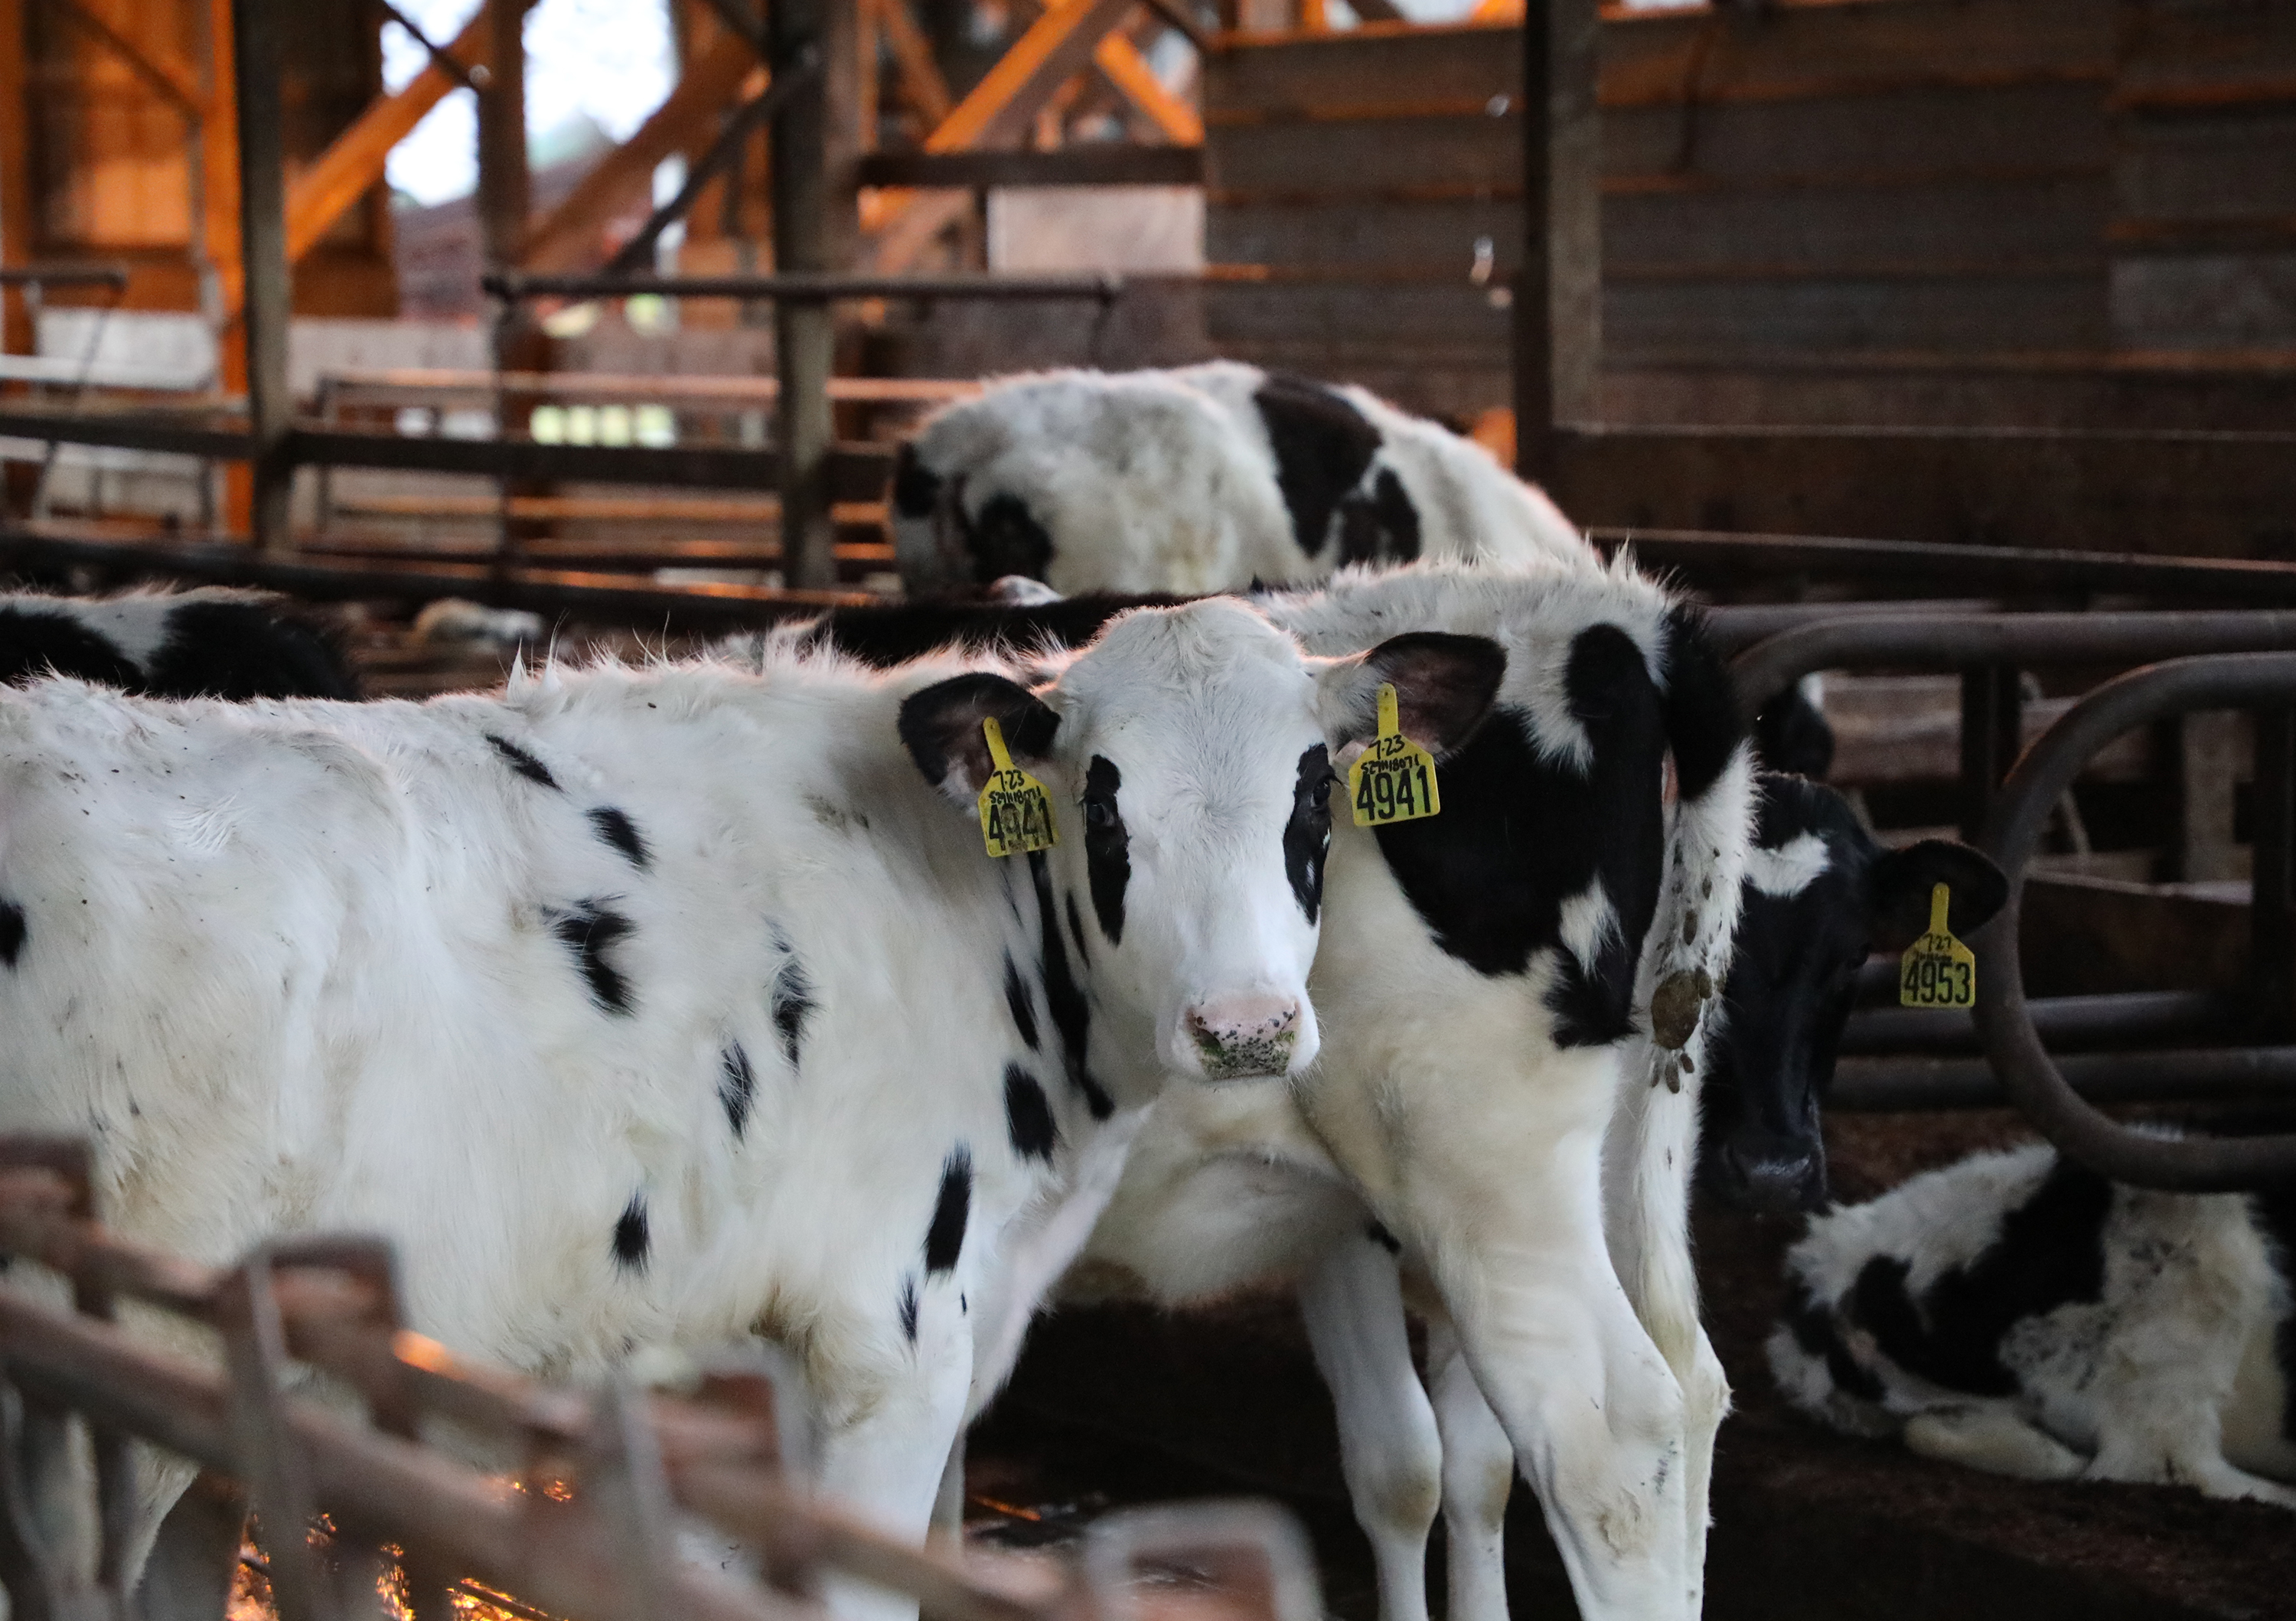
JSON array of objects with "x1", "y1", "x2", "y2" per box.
[
  {"x1": 488, "y1": 735, "x2": 559, "y2": 791},
  {"x1": 1782, "y1": 1279, "x2": 1885, "y2": 1404},
  {"x1": 0, "y1": 592, "x2": 358, "y2": 700},
  {"x1": 1283, "y1": 744, "x2": 1334, "y2": 925},
  {"x1": 2252, "y1": 1184, "x2": 2296, "y2": 1447},
  {"x1": 0, "y1": 608, "x2": 140, "y2": 689},
  {"x1": 1253, "y1": 373, "x2": 1380, "y2": 558},
  {"x1": 1365, "y1": 1220, "x2": 1401, "y2": 1255},
  {"x1": 1003, "y1": 953, "x2": 1040, "y2": 1050},
  {"x1": 1366, "y1": 624, "x2": 1664, "y2": 1048},
  {"x1": 897, "y1": 1277, "x2": 920, "y2": 1342},
  {"x1": 588, "y1": 807, "x2": 650, "y2": 869},
  {"x1": 1004, "y1": 1065, "x2": 1058, "y2": 1162},
  {"x1": 1027, "y1": 852, "x2": 1113, "y2": 1120},
  {"x1": 925, "y1": 1148, "x2": 971, "y2": 1275},
  {"x1": 891, "y1": 442, "x2": 941, "y2": 519},
  {"x1": 964, "y1": 494, "x2": 1057, "y2": 586},
  {"x1": 770, "y1": 934, "x2": 814, "y2": 1066},
  {"x1": 1081, "y1": 756, "x2": 1130, "y2": 946},
  {"x1": 1847, "y1": 1157, "x2": 2112, "y2": 1398},
  {"x1": 0, "y1": 900, "x2": 21, "y2": 969},
  {"x1": 612, "y1": 1195, "x2": 650, "y2": 1270},
  {"x1": 1065, "y1": 892, "x2": 1092, "y2": 967},
  {"x1": 719, "y1": 1042, "x2": 755, "y2": 1138},
  {"x1": 550, "y1": 900, "x2": 636, "y2": 1014}
]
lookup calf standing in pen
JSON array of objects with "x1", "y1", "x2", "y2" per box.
[
  {"x1": 0, "y1": 602, "x2": 1503, "y2": 1617},
  {"x1": 0, "y1": 585, "x2": 360, "y2": 699},
  {"x1": 805, "y1": 562, "x2": 1753, "y2": 1620},
  {"x1": 802, "y1": 574, "x2": 2007, "y2": 1621},
  {"x1": 1773, "y1": 1142, "x2": 2296, "y2": 1507},
  {"x1": 889, "y1": 363, "x2": 1589, "y2": 596}
]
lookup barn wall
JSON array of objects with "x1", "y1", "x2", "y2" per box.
[{"x1": 1202, "y1": 0, "x2": 2296, "y2": 424}]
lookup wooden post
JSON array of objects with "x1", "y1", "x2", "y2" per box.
[
  {"x1": 0, "y1": 0, "x2": 29, "y2": 514},
  {"x1": 478, "y1": 0, "x2": 546, "y2": 564},
  {"x1": 1958, "y1": 666, "x2": 2024, "y2": 844},
  {"x1": 231, "y1": 0, "x2": 292, "y2": 552},
  {"x1": 770, "y1": 0, "x2": 858, "y2": 592},
  {"x1": 2252, "y1": 710, "x2": 2294, "y2": 1038},
  {"x1": 1511, "y1": 0, "x2": 1599, "y2": 487}
]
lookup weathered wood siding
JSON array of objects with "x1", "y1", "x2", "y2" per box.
[{"x1": 1202, "y1": 0, "x2": 2296, "y2": 420}]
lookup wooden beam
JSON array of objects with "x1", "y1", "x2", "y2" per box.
[
  {"x1": 874, "y1": 0, "x2": 954, "y2": 127},
  {"x1": 61, "y1": 0, "x2": 207, "y2": 113},
  {"x1": 861, "y1": 0, "x2": 1141, "y2": 269},
  {"x1": 232, "y1": 0, "x2": 292, "y2": 552},
  {"x1": 477, "y1": 0, "x2": 531, "y2": 270},
  {"x1": 1091, "y1": 35, "x2": 1202, "y2": 143},
  {"x1": 520, "y1": 31, "x2": 758, "y2": 272},
  {"x1": 856, "y1": 146, "x2": 1200, "y2": 184},
  {"x1": 282, "y1": 8, "x2": 491, "y2": 269},
  {"x1": 1514, "y1": 0, "x2": 1600, "y2": 481}
]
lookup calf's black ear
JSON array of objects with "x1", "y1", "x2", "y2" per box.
[
  {"x1": 1319, "y1": 631, "x2": 1506, "y2": 760},
  {"x1": 899, "y1": 673, "x2": 1060, "y2": 803},
  {"x1": 1865, "y1": 840, "x2": 2011, "y2": 951}
]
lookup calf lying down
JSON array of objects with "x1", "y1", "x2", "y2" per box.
[
  {"x1": 1774, "y1": 1141, "x2": 2296, "y2": 1507},
  {"x1": 0, "y1": 605, "x2": 1502, "y2": 1616},
  {"x1": 891, "y1": 362, "x2": 1589, "y2": 596}
]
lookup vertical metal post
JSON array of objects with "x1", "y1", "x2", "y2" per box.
[
  {"x1": 1958, "y1": 665, "x2": 2024, "y2": 843},
  {"x1": 1512, "y1": 0, "x2": 1600, "y2": 488},
  {"x1": 232, "y1": 0, "x2": 293, "y2": 553},
  {"x1": 770, "y1": 0, "x2": 855, "y2": 593},
  {"x1": 2252, "y1": 709, "x2": 2294, "y2": 1038}
]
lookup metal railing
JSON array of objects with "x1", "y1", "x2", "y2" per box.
[{"x1": 0, "y1": 1136, "x2": 1316, "y2": 1621}]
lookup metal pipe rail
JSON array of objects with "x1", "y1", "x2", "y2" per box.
[
  {"x1": 1974, "y1": 654, "x2": 2296, "y2": 1190},
  {"x1": 0, "y1": 1137, "x2": 1317, "y2": 1621},
  {"x1": 1728, "y1": 609, "x2": 2296, "y2": 724},
  {"x1": 484, "y1": 272, "x2": 1127, "y2": 305}
]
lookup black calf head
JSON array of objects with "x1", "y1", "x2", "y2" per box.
[{"x1": 1701, "y1": 775, "x2": 2008, "y2": 1214}]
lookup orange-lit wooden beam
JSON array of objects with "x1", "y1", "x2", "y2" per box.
[
  {"x1": 279, "y1": 6, "x2": 492, "y2": 272},
  {"x1": 519, "y1": 30, "x2": 760, "y2": 272},
  {"x1": 874, "y1": 0, "x2": 954, "y2": 128},
  {"x1": 1091, "y1": 34, "x2": 1201, "y2": 142},
  {"x1": 61, "y1": 0, "x2": 207, "y2": 113},
  {"x1": 862, "y1": 0, "x2": 1142, "y2": 268},
  {"x1": 0, "y1": 0, "x2": 31, "y2": 367}
]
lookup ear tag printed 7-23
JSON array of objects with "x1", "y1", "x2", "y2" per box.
[
  {"x1": 1349, "y1": 683, "x2": 1442, "y2": 828},
  {"x1": 978, "y1": 716, "x2": 1058, "y2": 858},
  {"x1": 1899, "y1": 882, "x2": 1976, "y2": 1009}
]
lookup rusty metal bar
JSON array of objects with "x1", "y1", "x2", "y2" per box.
[
  {"x1": 1840, "y1": 989, "x2": 2234, "y2": 1056},
  {"x1": 1730, "y1": 610, "x2": 2296, "y2": 726},
  {"x1": 1974, "y1": 654, "x2": 2296, "y2": 1189},
  {"x1": 0, "y1": 1140, "x2": 1316, "y2": 1621}
]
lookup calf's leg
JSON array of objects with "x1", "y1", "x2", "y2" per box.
[
  {"x1": 1299, "y1": 1233, "x2": 1441, "y2": 1621},
  {"x1": 1426, "y1": 1317, "x2": 1513, "y2": 1621}
]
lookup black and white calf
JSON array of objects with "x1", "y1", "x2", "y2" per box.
[
  {"x1": 1701, "y1": 775, "x2": 2007, "y2": 1213},
  {"x1": 0, "y1": 604, "x2": 1502, "y2": 1614},
  {"x1": 1773, "y1": 1143, "x2": 2296, "y2": 1506},
  {"x1": 889, "y1": 362, "x2": 1589, "y2": 596},
  {"x1": 0, "y1": 586, "x2": 359, "y2": 699}
]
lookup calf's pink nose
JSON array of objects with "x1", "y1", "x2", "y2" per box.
[{"x1": 1186, "y1": 994, "x2": 1301, "y2": 1046}]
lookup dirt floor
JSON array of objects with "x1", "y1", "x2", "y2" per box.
[{"x1": 973, "y1": 1108, "x2": 2296, "y2": 1621}]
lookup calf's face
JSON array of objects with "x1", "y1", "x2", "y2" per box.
[
  {"x1": 1700, "y1": 776, "x2": 2008, "y2": 1214},
  {"x1": 902, "y1": 601, "x2": 1502, "y2": 1084}
]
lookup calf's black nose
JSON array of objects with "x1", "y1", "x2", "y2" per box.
[{"x1": 1709, "y1": 1139, "x2": 1828, "y2": 1215}]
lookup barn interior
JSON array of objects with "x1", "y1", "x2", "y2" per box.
[{"x1": 3, "y1": 0, "x2": 2296, "y2": 1617}]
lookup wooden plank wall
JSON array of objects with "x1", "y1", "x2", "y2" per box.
[{"x1": 1201, "y1": 0, "x2": 2296, "y2": 421}]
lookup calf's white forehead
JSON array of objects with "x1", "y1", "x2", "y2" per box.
[{"x1": 1055, "y1": 602, "x2": 1318, "y2": 769}]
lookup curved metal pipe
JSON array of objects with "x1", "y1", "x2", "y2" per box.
[
  {"x1": 1729, "y1": 610, "x2": 2296, "y2": 726},
  {"x1": 1973, "y1": 653, "x2": 2296, "y2": 1190}
]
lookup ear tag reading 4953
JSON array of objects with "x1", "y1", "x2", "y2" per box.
[
  {"x1": 1899, "y1": 882, "x2": 1976, "y2": 1009},
  {"x1": 978, "y1": 716, "x2": 1058, "y2": 858},
  {"x1": 1349, "y1": 683, "x2": 1442, "y2": 829}
]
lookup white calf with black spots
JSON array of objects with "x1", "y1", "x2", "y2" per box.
[
  {"x1": 0, "y1": 601, "x2": 1503, "y2": 1618},
  {"x1": 0, "y1": 585, "x2": 359, "y2": 700},
  {"x1": 889, "y1": 363, "x2": 1589, "y2": 596},
  {"x1": 1773, "y1": 1142, "x2": 2296, "y2": 1508},
  {"x1": 1071, "y1": 562, "x2": 1757, "y2": 1621}
]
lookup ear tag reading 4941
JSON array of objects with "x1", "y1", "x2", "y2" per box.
[
  {"x1": 978, "y1": 716, "x2": 1058, "y2": 858},
  {"x1": 1899, "y1": 882, "x2": 1976, "y2": 1009},
  {"x1": 1349, "y1": 683, "x2": 1442, "y2": 829}
]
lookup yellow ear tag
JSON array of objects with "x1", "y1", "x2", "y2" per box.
[
  {"x1": 1899, "y1": 882, "x2": 1977, "y2": 1009},
  {"x1": 1349, "y1": 683, "x2": 1442, "y2": 828},
  {"x1": 977, "y1": 716, "x2": 1058, "y2": 858}
]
